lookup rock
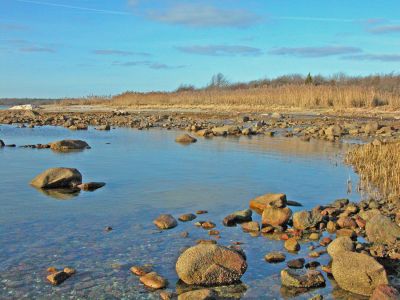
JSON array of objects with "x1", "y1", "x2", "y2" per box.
[
  {"x1": 364, "y1": 121, "x2": 380, "y2": 134},
  {"x1": 331, "y1": 251, "x2": 388, "y2": 296},
  {"x1": 201, "y1": 221, "x2": 216, "y2": 229},
  {"x1": 77, "y1": 182, "x2": 105, "y2": 191},
  {"x1": 287, "y1": 200, "x2": 303, "y2": 207},
  {"x1": 271, "y1": 112, "x2": 283, "y2": 119},
  {"x1": 370, "y1": 284, "x2": 400, "y2": 300},
  {"x1": 366, "y1": 214, "x2": 400, "y2": 245},
  {"x1": 327, "y1": 237, "x2": 354, "y2": 257},
  {"x1": 261, "y1": 206, "x2": 292, "y2": 227},
  {"x1": 325, "y1": 125, "x2": 342, "y2": 137},
  {"x1": 175, "y1": 134, "x2": 197, "y2": 143},
  {"x1": 63, "y1": 267, "x2": 76, "y2": 276},
  {"x1": 9, "y1": 104, "x2": 38, "y2": 110},
  {"x1": 284, "y1": 238, "x2": 300, "y2": 252},
  {"x1": 160, "y1": 290, "x2": 176, "y2": 300},
  {"x1": 30, "y1": 167, "x2": 82, "y2": 189},
  {"x1": 176, "y1": 244, "x2": 247, "y2": 286},
  {"x1": 196, "y1": 210, "x2": 208, "y2": 214},
  {"x1": 179, "y1": 213, "x2": 197, "y2": 222},
  {"x1": 212, "y1": 125, "x2": 241, "y2": 136},
  {"x1": 309, "y1": 294, "x2": 323, "y2": 300},
  {"x1": 104, "y1": 226, "x2": 113, "y2": 232},
  {"x1": 292, "y1": 210, "x2": 322, "y2": 230},
  {"x1": 46, "y1": 271, "x2": 69, "y2": 285},
  {"x1": 265, "y1": 252, "x2": 286, "y2": 263},
  {"x1": 130, "y1": 265, "x2": 152, "y2": 276},
  {"x1": 331, "y1": 198, "x2": 349, "y2": 208},
  {"x1": 223, "y1": 209, "x2": 252, "y2": 226},
  {"x1": 208, "y1": 229, "x2": 220, "y2": 236},
  {"x1": 0, "y1": 140, "x2": 4, "y2": 147},
  {"x1": 49, "y1": 139, "x2": 90, "y2": 151},
  {"x1": 337, "y1": 217, "x2": 357, "y2": 229},
  {"x1": 287, "y1": 258, "x2": 305, "y2": 269},
  {"x1": 241, "y1": 221, "x2": 260, "y2": 232},
  {"x1": 96, "y1": 124, "x2": 110, "y2": 130},
  {"x1": 153, "y1": 214, "x2": 178, "y2": 229},
  {"x1": 309, "y1": 233, "x2": 320, "y2": 240},
  {"x1": 178, "y1": 289, "x2": 217, "y2": 300},
  {"x1": 280, "y1": 269, "x2": 325, "y2": 288},
  {"x1": 139, "y1": 272, "x2": 167, "y2": 289},
  {"x1": 359, "y1": 209, "x2": 381, "y2": 221},
  {"x1": 335, "y1": 228, "x2": 356, "y2": 238},
  {"x1": 249, "y1": 193, "x2": 287, "y2": 213},
  {"x1": 47, "y1": 267, "x2": 57, "y2": 273}
]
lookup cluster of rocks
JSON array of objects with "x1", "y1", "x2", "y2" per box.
[
  {"x1": 149, "y1": 192, "x2": 399, "y2": 299},
  {"x1": 2, "y1": 110, "x2": 400, "y2": 143}
]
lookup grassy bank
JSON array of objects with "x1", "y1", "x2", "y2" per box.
[{"x1": 346, "y1": 141, "x2": 400, "y2": 199}]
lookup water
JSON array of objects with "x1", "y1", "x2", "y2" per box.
[
  {"x1": 0, "y1": 105, "x2": 10, "y2": 110},
  {"x1": 0, "y1": 125, "x2": 362, "y2": 299}
]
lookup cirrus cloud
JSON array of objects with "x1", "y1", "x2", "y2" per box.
[{"x1": 268, "y1": 46, "x2": 362, "y2": 58}]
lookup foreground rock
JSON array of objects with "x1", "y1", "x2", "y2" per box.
[
  {"x1": 249, "y1": 193, "x2": 287, "y2": 213},
  {"x1": 77, "y1": 182, "x2": 105, "y2": 191},
  {"x1": 49, "y1": 139, "x2": 90, "y2": 151},
  {"x1": 328, "y1": 237, "x2": 388, "y2": 296},
  {"x1": 139, "y1": 272, "x2": 167, "y2": 289},
  {"x1": 176, "y1": 244, "x2": 247, "y2": 286},
  {"x1": 366, "y1": 214, "x2": 400, "y2": 245},
  {"x1": 370, "y1": 284, "x2": 400, "y2": 300},
  {"x1": 175, "y1": 134, "x2": 197, "y2": 143},
  {"x1": 30, "y1": 168, "x2": 82, "y2": 189},
  {"x1": 223, "y1": 209, "x2": 252, "y2": 226},
  {"x1": 280, "y1": 269, "x2": 325, "y2": 288},
  {"x1": 153, "y1": 214, "x2": 178, "y2": 229}
]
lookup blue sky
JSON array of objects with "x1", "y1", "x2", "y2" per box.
[{"x1": 1, "y1": 0, "x2": 400, "y2": 98}]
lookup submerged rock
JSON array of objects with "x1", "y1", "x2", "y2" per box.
[
  {"x1": 178, "y1": 289, "x2": 217, "y2": 300},
  {"x1": 139, "y1": 272, "x2": 167, "y2": 289},
  {"x1": 30, "y1": 167, "x2": 82, "y2": 189},
  {"x1": 280, "y1": 269, "x2": 325, "y2": 288},
  {"x1": 153, "y1": 214, "x2": 178, "y2": 229},
  {"x1": 223, "y1": 209, "x2": 252, "y2": 226},
  {"x1": 49, "y1": 139, "x2": 90, "y2": 151},
  {"x1": 176, "y1": 244, "x2": 247, "y2": 286},
  {"x1": 175, "y1": 134, "x2": 197, "y2": 143},
  {"x1": 130, "y1": 265, "x2": 152, "y2": 276}
]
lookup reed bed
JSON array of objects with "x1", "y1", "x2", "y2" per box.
[
  {"x1": 346, "y1": 141, "x2": 400, "y2": 199},
  {"x1": 58, "y1": 84, "x2": 400, "y2": 110}
]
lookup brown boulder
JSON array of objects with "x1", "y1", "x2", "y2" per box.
[
  {"x1": 49, "y1": 139, "x2": 90, "y2": 151},
  {"x1": 261, "y1": 206, "x2": 292, "y2": 227},
  {"x1": 30, "y1": 167, "x2": 82, "y2": 189},
  {"x1": 153, "y1": 214, "x2": 178, "y2": 229},
  {"x1": 139, "y1": 272, "x2": 167, "y2": 289},
  {"x1": 370, "y1": 284, "x2": 400, "y2": 300},
  {"x1": 366, "y1": 214, "x2": 400, "y2": 245},
  {"x1": 175, "y1": 134, "x2": 197, "y2": 143},
  {"x1": 249, "y1": 193, "x2": 287, "y2": 213}
]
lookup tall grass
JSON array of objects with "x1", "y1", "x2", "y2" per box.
[{"x1": 346, "y1": 142, "x2": 400, "y2": 199}]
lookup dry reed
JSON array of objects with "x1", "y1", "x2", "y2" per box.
[{"x1": 346, "y1": 141, "x2": 400, "y2": 199}]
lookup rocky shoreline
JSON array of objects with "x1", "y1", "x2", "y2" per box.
[{"x1": 1, "y1": 109, "x2": 399, "y2": 299}]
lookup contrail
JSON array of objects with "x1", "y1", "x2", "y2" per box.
[{"x1": 15, "y1": 0, "x2": 131, "y2": 15}]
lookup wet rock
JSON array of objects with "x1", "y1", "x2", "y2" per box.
[
  {"x1": 77, "y1": 182, "x2": 105, "y2": 191},
  {"x1": 331, "y1": 198, "x2": 349, "y2": 208},
  {"x1": 178, "y1": 288, "x2": 217, "y2": 300},
  {"x1": 370, "y1": 284, "x2": 400, "y2": 300},
  {"x1": 331, "y1": 251, "x2": 388, "y2": 296},
  {"x1": 47, "y1": 266, "x2": 57, "y2": 273},
  {"x1": 30, "y1": 167, "x2": 82, "y2": 189},
  {"x1": 196, "y1": 210, "x2": 208, "y2": 215},
  {"x1": 280, "y1": 269, "x2": 325, "y2": 288},
  {"x1": 139, "y1": 272, "x2": 167, "y2": 289},
  {"x1": 305, "y1": 261, "x2": 320, "y2": 269},
  {"x1": 0, "y1": 139, "x2": 4, "y2": 147},
  {"x1": 337, "y1": 217, "x2": 357, "y2": 229},
  {"x1": 319, "y1": 237, "x2": 332, "y2": 247},
  {"x1": 208, "y1": 230, "x2": 220, "y2": 236},
  {"x1": 223, "y1": 209, "x2": 252, "y2": 226},
  {"x1": 160, "y1": 290, "x2": 177, "y2": 300},
  {"x1": 284, "y1": 238, "x2": 300, "y2": 252},
  {"x1": 262, "y1": 206, "x2": 292, "y2": 227},
  {"x1": 49, "y1": 139, "x2": 90, "y2": 151},
  {"x1": 47, "y1": 271, "x2": 69, "y2": 285},
  {"x1": 175, "y1": 134, "x2": 197, "y2": 143},
  {"x1": 335, "y1": 228, "x2": 356, "y2": 238},
  {"x1": 249, "y1": 193, "x2": 287, "y2": 213},
  {"x1": 287, "y1": 258, "x2": 305, "y2": 269},
  {"x1": 153, "y1": 214, "x2": 178, "y2": 229},
  {"x1": 287, "y1": 200, "x2": 303, "y2": 207},
  {"x1": 104, "y1": 226, "x2": 113, "y2": 232},
  {"x1": 309, "y1": 233, "x2": 320, "y2": 240},
  {"x1": 366, "y1": 214, "x2": 400, "y2": 245},
  {"x1": 179, "y1": 213, "x2": 197, "y2": 222},
  {"x1": 201, "y1": 221, "x2": 216, "y2": 229},
  {"x1": 96, "y1": 124, "x2": 110, "y2": 130},
  {"x1": 130, "y1": 265, "x2": 152, "y2": 276},
  {"x1": 212, "y1": 125, "x2": 240, "y2": 136},
  {"x1": 327, "y1": 237, "x2": 354, "y2": 257},
  {"x1": 265, "y1": 252, "x2": 286, "y2": 263},
  {"x1": 196, "y1": 239, "x2": 217, "y2": 245},
  {"x1": 241, "y1": 221, "x2": 260, "y2": 232},
  {"x1": 63, "y1": 267, "x2": 76, "y2": 276},
  {"x1": 292, "y1": 210, "x2": 322, "y2": 230},
  {"x1": 176, "y1": 244, "x2": 247, "y2": 286}
]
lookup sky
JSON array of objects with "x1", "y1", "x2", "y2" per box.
[{"x1": 0, "y1": 0, "x2": 400, "y2": 98}]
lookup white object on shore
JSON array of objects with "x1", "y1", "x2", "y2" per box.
[{"x1": 9, "y1": 104, "x2": 38, "y2": 110}]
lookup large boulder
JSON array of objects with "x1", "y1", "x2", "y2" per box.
[
  {"x1": 249, "y1": 193, "x2": 287, "y2": 213},
  {"x1": 30, "y1": 168, "x2": 82, "y2": 189},
  {"x1": 327, "y1": 237, "x2": 354, "y2": 257},
  {"x1": 292, "y1": 210, "x2": 322, "y2": 230},
  {"x1": 261, "y1": 206, "x2": 292, "y2": 227},
  {"x1": 366, "y1": 214, "x2": 400, "y2": 245},
  {"x1": 49, "y1": 140, "x2": 90, "y2": 151},
  {"x1": 331, "y1": 251, "x2": 388, "y2": 296},
  {"x1": 176, "y1": 244, "x2": 247, "y2": 286}
]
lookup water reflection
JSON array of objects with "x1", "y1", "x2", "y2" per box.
[{"x1": 35, "y1": 187, "x2": 81, "y2": 200}]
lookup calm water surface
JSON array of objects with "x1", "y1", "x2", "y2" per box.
[{"x1": 0, "y1": 125, "x2": 362, "y2": 299}]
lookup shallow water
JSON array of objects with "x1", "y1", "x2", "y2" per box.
[{"x1": 0, "y1": 125, "x2": 362, "y2": 299}]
